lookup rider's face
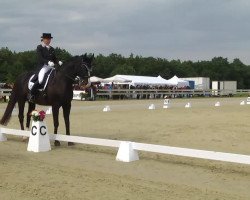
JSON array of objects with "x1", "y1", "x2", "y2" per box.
[{"x1": 43, "y1": 38, "x2": 51, "y2": 46}]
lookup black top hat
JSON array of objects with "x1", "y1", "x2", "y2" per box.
[{"x1": 41, "y1": 33, "x2": 53, "y2": 39}]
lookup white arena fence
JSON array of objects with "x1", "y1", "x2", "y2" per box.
[
  {"x1": 1, "y1": 127, "x2": 250, "y2": 165},
  {"x1": 1, "y1": 89, "x2": 250, "y2": 100}
]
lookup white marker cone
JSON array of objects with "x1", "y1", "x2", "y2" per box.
[
  {"x1": 185, "y1": 102, "x2": 191, "y2": 108},
  {"x1": 247, "y1": 97, "x2": 250, "y2": 105},
  {"x1": 215, "y1": 102, "x2": 221, "y2": 107},
  {"x1": 116, "y1": 141, "x2": 139, "y2": 162},
  {"x1": 46, "y1": 107, "x2": 52, "y2": 115},
  {"x1": 148, "y1": 104, "x2": 155, "y2": 110},
  {"x1": 240, "y1": 101, "x2": 245, "y2": 105},
  {"x1": 27, "y1": 120, "x2": 51, "y2": 152},
  {"x1": 0, "y1": 129, "x2": 7, "y2": 142},
  {"x1": 12, "y1": 108, "x2": 18, "y2": 116},
  {"x1": 163, "y1": 99, "x2": 170, "y2": 109},
  {"x1": 103, "y1": 105, "x2": 111, "y2": 112}
]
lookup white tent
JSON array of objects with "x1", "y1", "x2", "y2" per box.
[
  {"x1": 168, "y1": 75, "x2": 189, "y2": 88},
  {"x1": 103, "y1": 75, "x2": 132, "y2": 83},
  {"x1": 105, "y1": 75, "x2": 176, "y2": 86},
  {"x1": 90, "y1": 76, "x2": 104, "y2": 83}
]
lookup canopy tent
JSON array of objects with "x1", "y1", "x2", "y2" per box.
[
  {"x1": 90, "y1": 76, "x2": 104, "y2": 83},
  {"x1": 168, "y1": 75, "x2": 189, "y2": 88},
  {"x1": 102, "y1": 75, "x2": 132, "y2": 83},
  {"x1": 103, "y1": 75, "x2": 175, "y2": 86}
]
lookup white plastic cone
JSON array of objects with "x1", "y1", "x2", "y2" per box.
[
  {"x1": 185, "y1": 102, "x2": 191, "y2": 108},
  {"x1": 116, "y1": 142, "x2": 139, "y2": 162},
  {"x1": 148, "y1": 104, "x2": 155, "y2": 110},
  {"x1": 27, "y1": 121, "x2": 51, "y2": 152},
  {"x1": 12, "y1": 108, "x2": 18, "y2": 116},
  {"x1": 0, "y1": 129, "x2": 7, "y2": 142},
  {"x1": 103, "y1": 105, "x2": 111, "y2": 112},
  {"x1": 46, "y1": 107, "x2": 52, "y2": 115},
  {"x1": 163, "y1": 99, "x2": 170, "y2": 109},
  {"x1": 247, "y1": 97, "x2": 250, "y2": 105},
  {"x1": 215, "y1": 102, "x2": 221, "y2": 107}
]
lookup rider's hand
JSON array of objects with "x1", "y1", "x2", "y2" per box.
[
  {"x1": 48, "y1": 61, "x2": 55, "y2": 67},
  {"x1": 58, "y1": 61, "x2": 63, "y2": 66}
]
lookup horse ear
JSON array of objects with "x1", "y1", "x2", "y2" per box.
[
  {"x1": 82, "y1": 53, "x2": 87, "y2": 58},
  {"x1": 91, "y1": 53, "x2": 95, "y2": 59}
]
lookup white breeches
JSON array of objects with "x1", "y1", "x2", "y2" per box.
[{"x1": 38, "y1": 65, "x2": 54, "y2": 84}]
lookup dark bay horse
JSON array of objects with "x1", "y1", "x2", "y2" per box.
[{"x1": 0, "y1": 54, "x2": 94, "y2": 146}]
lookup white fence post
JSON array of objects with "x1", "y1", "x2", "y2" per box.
[
  {"x1": 0, "y1": 128, "x2": 7, "y2": 142},
  {"x1": 27, "y1": 121, "x2": 51, "y2": 152},
  {"x1": 116, "y1": 141, "x2": 139, "y2": 162}
]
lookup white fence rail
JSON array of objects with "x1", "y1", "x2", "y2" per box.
[
  {"x1": 1, "y1": 89, "x2": 250, "y2": 100},
  {"x1": 1, "y1": 127, "x2": 250, "y2": 165}
]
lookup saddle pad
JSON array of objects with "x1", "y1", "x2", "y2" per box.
[{"x1": 28, "y1": 69, "x2": 55, "y2": 91}]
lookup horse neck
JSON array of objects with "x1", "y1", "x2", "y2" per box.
[{"x1": 57, "y1": 64, "x2": 76, "y2": 86}]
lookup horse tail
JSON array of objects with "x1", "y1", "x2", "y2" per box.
[{"x1": 0, "y1": 85, "x2": 18, "y2": 126}]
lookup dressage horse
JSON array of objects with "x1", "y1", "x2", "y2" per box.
[{"x1": 0, "y1": 54, "x2": 94, "y2": 146}]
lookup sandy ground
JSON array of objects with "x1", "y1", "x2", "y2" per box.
[{"x1": 0, "y1": 97, "x2": 250, "y2": 200}]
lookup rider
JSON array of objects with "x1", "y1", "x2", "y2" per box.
[{"x1": 28, "y1": 33, "x2": 63, "y2": 102}]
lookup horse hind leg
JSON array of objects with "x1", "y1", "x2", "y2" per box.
[
  {"x1": 18, "y1": 100, "x2": 25, "y2": 130},
  {"x1": 18, "y1": 100, "x2": 28, "y2": 141}
]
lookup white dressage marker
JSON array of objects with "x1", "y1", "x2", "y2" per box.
[
  {"x1": 46, "y1": 107, "x2": 52, "y2": 115},
  {"x1": 185, "y1": 102, "x2": 191, "y2": 108},
  {"x1": 240, "y1": 101, "x2": 245, "y2": 105},
  {"x1": 163, "y1": 99, "x2": 170, "y2": 109},
  {"x1": 246, "y1": 97, "x2": 250, "y2": 105},
  {"x1": 0, "y1": 129, "x2": 7, "y2": 141},
  {"x1": 27, "y1": 121, "x2": 51, "y2": 153},
  {"x1": 116, "y1": 141, "x2": 139, "y2": 162},
  {"x1": 103, "y1": 105, "x2": 111, "y2": 112},
  {"x1": 215, "y1": 102, "x2": 221, "y2": 107},
  {"x1": 12, "y1": 107, "x2": 18, "y2": 116},
  {"x1": 148, "y1": 104, "x2": 156, "y2": 110}
]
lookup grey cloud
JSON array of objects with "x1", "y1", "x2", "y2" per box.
[{"x1": 1, "y1": 0, "x2": 250, "y2": 63}]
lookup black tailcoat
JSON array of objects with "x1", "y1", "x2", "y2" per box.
[{"x1": 36, "y1": 44, "x2": 58, "y2": 69}]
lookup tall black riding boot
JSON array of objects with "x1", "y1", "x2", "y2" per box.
[{"x1": 28, "y1": 81, "x2": 40, "y2": 102}]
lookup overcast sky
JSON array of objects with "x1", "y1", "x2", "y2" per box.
[{"x1": 1, "y1": 0, "x2": 250, "y2": 64}]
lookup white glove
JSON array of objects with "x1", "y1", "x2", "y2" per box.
[
  {"x1": 48, "y1": 61, "x2": 54, "y2": 67},
  {"x1": 58, "y1": 61, "x2": 63, "y2": 66}
]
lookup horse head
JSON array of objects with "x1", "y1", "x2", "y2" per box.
[{"x1": 74, "y1": 53, "x2": 94, "y2": 88}]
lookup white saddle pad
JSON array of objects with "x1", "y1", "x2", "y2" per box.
[{"x1": 28, "y1": 69, "x2": 54, "y2": 91}]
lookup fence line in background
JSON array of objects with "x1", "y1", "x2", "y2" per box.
[{"x1": 1, "y1": 89, "x2": 250, "y2": 100}]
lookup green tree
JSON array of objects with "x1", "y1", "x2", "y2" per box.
[{"x1": 111, "y1": 64, "x2": 135, "y2": 76}]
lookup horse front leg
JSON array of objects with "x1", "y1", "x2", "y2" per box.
[
  {"x1": 62, "y1": 102, "x2": 74, "y2": 146},
  {"x1": 26, "y1": 102, "x2": 36, "y2": 129},
  {"x1": 52, "y1": 105, "x2": 60, "y2": 146}
]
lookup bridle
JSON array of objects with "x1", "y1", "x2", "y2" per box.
[
  {"x1": 64, "y1": 58, "x2": 92, "y2": 88},
  {"x1": 79, "y1": 59, "x2": 92, "y2": 87}
]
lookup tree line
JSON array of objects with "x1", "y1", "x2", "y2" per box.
[{"x1": 0, "y1": 47, "x2": 250, "y2": 88}]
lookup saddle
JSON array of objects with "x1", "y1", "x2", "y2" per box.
[{"x1": 28, "y1": 69, "x2": 55, "y2": 92}]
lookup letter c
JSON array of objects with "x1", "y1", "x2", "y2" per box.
[
  {"x1": 40, "y1": 126, "x2": 47, "y2": 136},
  {"x1": 31, "y1": 126, "x2": 37, "y2": 136}
]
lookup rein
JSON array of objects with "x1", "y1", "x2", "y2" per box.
[{"x1": 62, "y1": 60, "x2": 92, "y2": 85}]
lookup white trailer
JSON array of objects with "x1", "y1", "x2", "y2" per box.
[
  {"x1": 181, "y1": 77, "x2": 210, "y2": 90},
  {"x1": 212, "y1": 81, "x2": 237, "y2": 96}
]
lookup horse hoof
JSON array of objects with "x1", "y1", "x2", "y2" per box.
[
  {"x1": 68, "y1": 142, "x2": 75, "y2": 146},
  {"x1": 54, "y1": 140, "x2": 61, "y2": 146}
]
